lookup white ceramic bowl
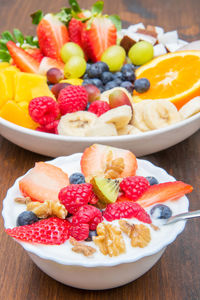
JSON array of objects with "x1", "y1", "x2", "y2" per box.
[
  {"x1": 2, "y1": 154, "x2": 189, "y2": 290},
  {"x1": 0, "y1": 112, "x2": 199, "y2": 157}
]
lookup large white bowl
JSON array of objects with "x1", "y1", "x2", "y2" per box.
[
  {"x1": 2, "y1": 154, "x2": 189, "y2": 289},
  {"x1": 0, "y1": 112, "x2": 199, "y2": 157}
]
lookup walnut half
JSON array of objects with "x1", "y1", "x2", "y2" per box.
[
  {"x1": 69, "y1": 237, "x2": 96, "y2": 257},
  {"x1": 27, "y1": 200, "x2": 68, "y2": 219}
]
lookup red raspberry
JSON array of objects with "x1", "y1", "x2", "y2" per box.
[
  {"x1": 29, "y1": 96, "x2": 59, "y2": 126},
  {"x1": 89, "y1": 193, "x2": 99, "y2": 205},
  {"x1": 58, "y1": 183, "x2": 93, "y2": 215},
  {"x1": 58, "y1": 85, "x2": 88, "y2": 115},
  {"x1": 70, "y1": 223, "x2": 89, "y2": 241},
  {"x1": 88, "y1": 100, "x2": 110, "y2": 117},
  {"x1": 72, "y1": 205, "x2": 102, "y2": 230},
  {"x1": 36, "y1": 120, "x2": 59, "y2": 134},
  {"x1": 120, "y1": 176, "x2": 150, "y2": 201},
  {"x1": 6, "y1": 217, "x2": 71, "y2": 245},
  {"x1": 103, "y1": 201, "x2": 152, "y2": 223},
  {"x1": 68, "y1": 18, "x2": 83, "y2": 46}
]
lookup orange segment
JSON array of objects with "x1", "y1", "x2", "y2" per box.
[{"x1": 133, "y1": 51, "x2": 200, "y2": 109}]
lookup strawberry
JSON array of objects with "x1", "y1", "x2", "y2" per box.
[
  {"x1": 81, "y1": 144, "x2": 137, "y2": 180},
  {"x1": 137, "y1": 181, "x2": 193, "y2": 208},
  {"x1": 81, "y1": 17, "x2": 117, "y2": 62},
  {"x1": 39, "y1": 57, "x2": 65, "y2": 75},
  {"x1": 68, "y1": 18, "x2": 83, "y2": 46},
  {"x1": 19, "y1": 162, "x2": 69, "y2": 203},
  {"x1": 6, "y1": 41, "x2": 40, "y2": 73},
  {"x1": 6, "y1": 217, "x2": 71, "y2": 245},
  {"x1": 37, "y1": 14, "x2": 69, "y2": 61},
  {"x1": 25, "y1": 48, "x2": 44, "y2": 62}
]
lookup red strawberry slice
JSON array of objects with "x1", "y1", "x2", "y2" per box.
[
  {"x1": 39, "y1": 57, "x2": 65, "y2": 75},
  {"x1": 37, "y1": 14, "x2": 69, "y2": 60},
  {"x1": 6, "y1": 217, "x2": 71, "y2": 245},
  {"x1": 6, "y1": 41, "x2": 40, "y2": 73},
  {"x1": 81, "y1": 17, "x2": 117, "y2": 62},
  {"x1": 68, "y1": 18, "x2": 83, "y2": 46},
  {"x1": 19, "y1": 162, "x2": 69, "y2": 203},
  {"x1": 25, "y1": 48, "x2": 44, "y2": 62},
  {"x1": 81, "y1": 144, "x2": 137, "y2": 180},
  {"x1": 137, "y1": 181, "x2": 193, "y2": 208}
]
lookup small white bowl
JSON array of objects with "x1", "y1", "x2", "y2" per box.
[
  {"x1": 0, "y1": 112, "x2": 199, "y2": 157},
  {"x1": 2, "y1": 154, "x2": 189, "y2": 289}
]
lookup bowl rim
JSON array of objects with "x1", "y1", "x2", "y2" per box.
[{"x1": 2, "y1": 154, "x2": 189, "y2": 268}]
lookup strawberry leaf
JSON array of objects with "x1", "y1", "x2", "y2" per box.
[
  {"x1": 57, "y1": 8, "x2": 72, "y2": 25},
  {"x1": 25, "y1": 36, "x2": 39, "y2": 47},
  {"x1": 0, "y1": 40, "x2": 8, "y2": 50},
  {"x1": 13, "y1": 29, "x2": 24, "y2": 45},
  {"x1": 31, "y1": 10, "x2": 43, "y2": 25},
  {"x1": 108, "y1": 15, "x2": 122, "y2": 31},
  {"x1": 0, "y1": 50, "x2": 11, "y2": 62},
  {"x1": 69, "y1": 0, "x2": 81, "y2": 13},
  {"x1": 91, "y1": 1, "x2": 104, "y2": 14},
  {"x1": 1, "y1": 31, "x2": 15, "y2": 42}
]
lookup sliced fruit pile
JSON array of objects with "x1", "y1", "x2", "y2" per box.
[{"x1": 6, "y1": 144, "x2": 193, "y2": 251}]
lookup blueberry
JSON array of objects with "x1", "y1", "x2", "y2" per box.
[
  {"x1": 99, "y1": 86, "x2": 105, "y2": 93},
  {"x1": 146, "y1": 176, "x2": 159, "y2": 186},
  {"x1": 150, "y1": 204, "x2": 172, "y2": 219},
  {"x1": 134, "y1": 78, "x2": 150, "y2": 93},
  {"x1": 86, "y1": 230, "x2": 97, "y2": 241},
  {"x1": 104, "y1": 80, "x2": 119, "y2": 91},
  {"x1": 82, "y1": 79, "x2": 94, "y2": 85},
  {"x1": 88, "y1": 62, "x2": 109, "y2": 78},
  {"x1": 17, "y1": 211, "x2": 39, "y2": 226},
  {"x1": 114, "y1": 71, "x2": 125, "y2": 81},
  {"x1": 113, "y1": 78, "x2": 122, "y2": 85},
  {"x1": 92, "y1": 78, "x2": 103, "y2": 88},
  {"x1": 101, "y1": 71, "x2": 114, "y2": 84},
  {"x1": 85, "y1": 103, "x2": 90, "y2": 111},
  {"x1": 69, "y1": 172, "x2": 85, "y2": 184},
  {"x1": 86, "y1": 63, "x2": 91, "y2": 73},
  {"x1": 120, "y1": 81, "x2": 134, "y2": 93},
  {"x1": 96, "y1": 61, "x2": 109, "y2": 72},
  {"x1": 83, "y1": 73, "x2": 90, "y2": 80},
  {"x1": 121, "y1": 63, "x2": 135, "y2": 73},
  {"x1": 123, "y1": 70, "x2": 136, "y2": 82}
]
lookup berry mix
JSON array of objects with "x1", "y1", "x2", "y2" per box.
[
  {"x1": 5, "y1": 144, "x2": 193, "y2": 257},
  {"x1": 0, "y1": 0, "x2": 200, "y2": 137}
]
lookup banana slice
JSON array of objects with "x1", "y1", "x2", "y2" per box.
[
  {"x1": 100, "y1": 87, "x2": 134, "y2": 104},
  {"x1": 57, "y1": 111, "x2": 97, "y2": 137},
  {"x1": 131, "y1": 101, "x2": 153, "y2": 132},
  {"x1": 85, "y1": 120, "x2": 118, "y2": 136},
  {"x1": 179, "y1": 97, "x2": 200, "y2": 119},
  {"x1": 118, "y1": 125, "x2": 142, "y2": 135},
  {"x1": 98, "y1": 105, "x2": 132, "y2": 130},
  {"x1": 143, "y1": 100, "x2": 181, "y2": 130}
]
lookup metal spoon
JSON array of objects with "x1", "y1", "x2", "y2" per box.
[{"x1": 164, "y1": 210, "x2": 200, "y2": 225}]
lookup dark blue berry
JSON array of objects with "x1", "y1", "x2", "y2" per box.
[
  {"x1": 17, "y1": 211, "x2": 39, "y2": 226},
  {"x1": 69, "y1": 172, "x2": 85, "y2": 184},
  {"x1": 92, "y1": 78, "x2": 103, "y2": 88},
  {"x1": 101, "y1": 71, "x2": 114, "y2": 84},
  {"x1": 121, "y1": 63, "x2": 135, "y2": 73},
  {"x1": 86, "y1": 230, "x2": 97, "y2": 241},
  {"x1": 113, "y1": 78, "x2": 122, "y2": 85},
  {"x1": 114, "y1": 71, "x2": 125, "y2": 81},
  {"x1": 83, "y1": 73, "x2": 90, "y2": 79},
  {"x1": 88, "y1": 62, "x2": 109, "y2": 78},
  {"x1": 150, "y1": 204, "x2": 172, "y2": 220},
  {"x1": 83, "y1": 79, "x2": 94, "y2": 86},
  {"x1": 96, "y1": 61, "x2": 109, "y2": 72},
  {"x1": 123, "y1": 70, "x2": 136, "y2": 82},
  {"x1": 104, "y1": 80, "x2": 119, "y2": 91},
  {"x1": 146, "y1": 176, "x2": 159, "y2": 186},
  {"x1": 85, "y1": 103, "x2": 91, "y2": 111},
  {"x1": 86, "y1": 63, "x2": 91, "y2": 73},
  {"x1": 120, "y1": 81, "x2": 134, "y2": 93},
  {"x1": 134, "y1": 78, "x2": 150, "y2": 93}
]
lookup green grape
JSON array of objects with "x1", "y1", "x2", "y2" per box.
[
  {"x1": 101, "y1": 45, "x2": 126, "y2": 72},
  {"x1": 61, "y1": 42, "x2": 84, "y2": 63},
  {"x1": 64, "y1": 56, "x2": 87, "y2": 78},
  {"x1": 128, "y1": 41, "x2": 154, "y2": 66}
]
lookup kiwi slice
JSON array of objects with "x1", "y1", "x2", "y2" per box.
[{"x1": 91, "y1": 177, "x2": 120, "y2": 204}]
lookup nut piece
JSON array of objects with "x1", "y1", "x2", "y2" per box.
[
  {"x1": 93, "y1": 223, "x2": 126, "y2": 257},
  {"x1": 105, "y1": 151, "x2": 125, "y2": 179},
  {"x1": 27, "y1": 200, "x2": 68, "y2": 219},
  {"x1": 119, "y1": 220, "x2": 151, "y2": 248},
  {"x1": 14, "y1": 197, "x2": 31, "y2": 204},
  {"x1": 69, "y1": 237, "x2": 96, "y2": 256},
  {"x1": 150, "y1": 223, "x2": 160, "y2": 231}
]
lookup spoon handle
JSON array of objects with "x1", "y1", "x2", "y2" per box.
[{"x1": 165, "y1": 210, "x2": 200, "y2": 225}]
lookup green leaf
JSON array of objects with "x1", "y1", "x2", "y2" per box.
[
  {"x1": 0, "y1": 50, "x2": 11, "y2": 62},
  {"x1": 25, "y1": 36, "x2": 39, "y2": 47},
  {"x1": 0, "y1": 40, "x2": 9, "y2": 50},
  {"x1": 91, "y1": 1, "x2": 104, "y2": 14},
  {"x1": 69, "y1": 0, "x2": 81, "y2": 13},
  {"x1": 57, "y1": 8, "x2": 72, "y2": 24},
  {"x1": 108, "y1": 15, "x2": 122, "y2": 31},
  {"x1": 1, "y1": 31, "x2": 15, "y2": 42},
  {"x1": 13, "y1": 29, "x2": 24, "y2": 45},
  {"x1": 31, "y1": 10, "x2": 43, "y2": 25}
]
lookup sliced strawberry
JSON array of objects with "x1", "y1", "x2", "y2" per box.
[
  {"x1": 137, "y1": 181, "x2": 193, "y2": 208},
  {"x1": 81, "y1": 17, "x2": 117, "y2": 62},
  {"x1": 6, "y1": 41, "x2": 40, "y2": 73},
  {"x1": 25, "y1": 48, "x2": 44, "y2": 62},
  {"x1": 19, "y1": 162, "x2": 69, "y2": 203},
  {"x1": 68, "y1": 18, "x2": 83, "y2": 46},
  {"x1": 37, "y1": 14, "x2": 69, "y2": 60},
  {"x1": 81, "y1": 144, "x2": 137, "y2": 180},
  {"x1": 39, "y1": 57, "x2": 65, "y2": 75},
  {"x1": 6, "y1": 217, "x2": 71, "y2": 245}
]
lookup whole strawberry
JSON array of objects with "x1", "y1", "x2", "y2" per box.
[
  {"x1": 88, "y1": 100, "x2": 110, "y2": 117},
  {"x1": 120, "y1": 176, "x2": 150, "y2": 201},
  {"x1": 58, "y1": 85, "x2": 88, "y2": 115},
  {"x1": 68, "y1": 18, "x2": 83, "y2": 46}
]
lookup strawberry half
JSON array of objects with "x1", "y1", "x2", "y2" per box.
[
  {"x1": 137, "y1": 181, "x2": 193, "y2": 208},
  {"x1": 39, "y1": 57, "x2": 65, "y2": 75},
  {"x1": 81, "y1": 144, "x2": 137, "y2": 180},
  {"x1": 19, "y1": 162, "x2": 69, "y2": 203},
  {"x1": 37, "y1": 14, "x2": 69, "y2": 60},
  {"x1": 68, "y1": 18, "x2": 83, "y2": 46},
  {"x1": 6, "y1": 217, "x2": 71, "y2": 245},
  {"x1": 25, "y1": 48, "x2": 44, "y2": 63},
  {"x1": 6, "y1": 41, "x2": 40, "y2": 73},
  {"x1": 81, "y1": 17, "x2": 117, "y2": 62}
]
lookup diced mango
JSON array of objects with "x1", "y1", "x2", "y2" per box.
[
  {"x1": 0, "y1": 66, "x2": 20, "y2": 100},
  {"x1": 31, "y1": 84, "x2": 55, "y2": 99},
  {"x1": 0, "y1": 62, "x2": 10, "y2": 69},
  {"x1": 60, "y1": 78, "x2": 83, "y2": 85},
  {"x1": 0, "y1": 100, "x2": 38, "y2": 129},
  {"x1": 0, "y1": 72, "x2": 11, "y2": 109}
]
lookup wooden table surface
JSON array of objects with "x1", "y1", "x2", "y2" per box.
[{"x1": 0, "y1": 0, "x2": 200, "y2": 299}]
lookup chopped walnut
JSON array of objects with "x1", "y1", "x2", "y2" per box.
[
  {"x1": 69, "y1": 237, "x2": 96, "y2": 256},
  {"x1": 119, "y1": 220, "x2": 151, "y2": 248},
  {"x1": 93, "y1": 223, "x2": 126, "y2": 257},
  {"x1": 27, "y1": 200, "x2": 68, "y2": 219},
  {"x1": 150, "y1": 224, "x2": 160, "y2": 231},
  {"x1": 14, "y1": 197, "x2": 31, "y2": 204},
  {"x1": 104, "y1": 151, "x2": 125, "y2": 179}
]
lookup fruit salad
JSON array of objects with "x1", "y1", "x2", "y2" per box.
[
  {"x1": 0, "y1": 0, "x2": 199, "y2": 136},
  {"x1": 4, "y1": 144, "x2": 193, "y2": 261}
]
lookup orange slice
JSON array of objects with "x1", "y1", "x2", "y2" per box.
[{"x1": 133, "y1": 51, "x2": 200, "y2": 109}]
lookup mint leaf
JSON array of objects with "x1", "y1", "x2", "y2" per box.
[
  {"x1": 0, "y1": 40, "x2": 8, "y2": 50},
  {"x1": 0, "y1": 50, "x2": 11, "y2": 62},
  {"x1": 13, "y1": 29, "x2": 24, "y2": 45},
  {"x1": 31, "y1": 10, "x2": 43, "y2": 25},
  {"x1": 25, "y1": 36, "x2": 39, "y2": 47},
  {"x1": 57, "y1": 8, "x2": 72, "y2": 24},
  {"x1": 91, "y1": 1, "x2": 104, "y2": 14},
  {"x1": 108, "y1": 15, "x2": 122, "y2": 31},
  {"x1": 1, "y1": 31, "x2": 15, "y2": 42},
  {"x1": 69, "y1": 0, "x2": 81, "y2": 13}
]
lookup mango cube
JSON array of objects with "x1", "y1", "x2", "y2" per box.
[{"x1": 0, "y1": 66, "x2": 20, "y2": 101}]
